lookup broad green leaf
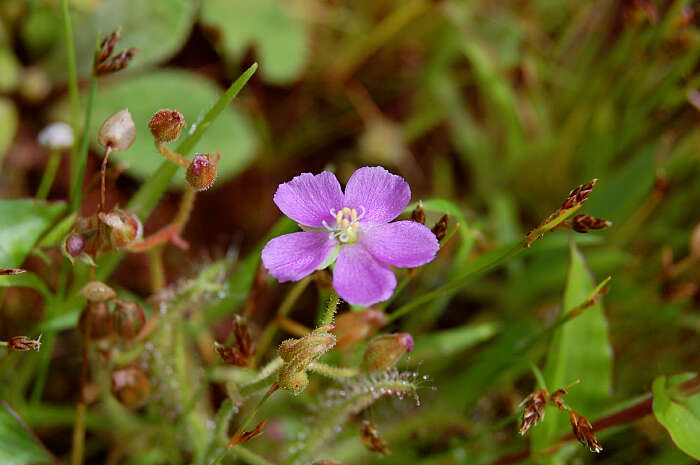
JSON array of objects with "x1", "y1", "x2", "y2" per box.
[
  {"x1": 652, "y1": 374, "x2": 700, "y2": 460},
  {"x1": 200, "y1": 0, "x2": 308, "y2": 84},
  {"x1": 531, "y1": 238, "x2": 613, "y2": 459},
  {"x1": 85, "y1": 70, "x2": 257, "y2": 188},
  {"x1": 0, "y1": 97, "x2": 18, "y2": 164},
  {"x1": 0, "y1": 401, "x2": 53, "y2": 465},
  {"x1": 0, "y1": 199, "x2": 66, "y2": 268},
  {"x1": 42, "y1": 0, "x2": 197, "y2": 80}
]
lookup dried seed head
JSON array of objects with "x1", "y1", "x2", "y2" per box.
[
  {"x1": 97, "y1": 29, "x2": 121, "y2": 64},
  {"x1": 334, "y1": 308, "x2": 387, "y2": 349},
  {"x1": 570, "y1": 214, "x2": 612, "y2": 233},
  {"x1": 98, "y1": 209, "x2": 143, "y2": 250},
  {"x1": 215, "y1": 342, "x2": 248, "y2": 367},
  {"x1": 361, "y1": 333, "x2": 414, "y2": 373},
  {"x1": 112, "y1": 301, "x2": 146, "y2": 340},
  {"x1": 97, "y1": 48, "x2": 136, "y2": 75},
  {"x1": 360, "y1": 422, "x2": 391, "y2": 455},
  {"x1": 79, "y1": 301, "x2": 113, "y2": 340},
  {"x1": 518, "y1": 389, "x2": 548, "y2": 435},
  {"x1": 569, "y1": 410, "x2": 603, "y2": 453},
  {"x1": 550, "y1": 388, "x2": 568, "y2": 410},
  {"x1": 561, "y1": 179, "x2": 598, "y2": 210},
  {"x1": 98, "y1": 109, "x2": 135, "y2": 151},
  {"x1": 37, "y1": 122, "x2": 74, "y2": 150},
  {"x1": 111, "y1": 366, "x2": 151, "y2": 408},
  {"x1": 431, "y1": 214, "x2": 450, "y2": 241},
  {"x1": 186, "y1": 152, "x2": 220, "y2": 191},
  {"x1": 65, "y1": 233, "x2": 86, "y2": 257},
  {"x1": 148, "y1": 109, "x2": 186, "y2": 142},
  {"x1": 411, "y1": 201, "x2": 426, "y2": 224},
  {"x1": 79, "y1": 281, "x2": 117, "y2": 302},
  {"x1": 7, "y1": 335, "x2": 42, "y2": 352}
]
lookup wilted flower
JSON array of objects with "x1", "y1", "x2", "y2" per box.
[
  {"x1": 262, "y1": 167, "x2": 439, "y2": 306},
  {"x1": 98, "y1": 208, "x2": 143, "y2": 250},
  {"x1": 360, "y1": 421, "x2": 391, "y2": 455}
]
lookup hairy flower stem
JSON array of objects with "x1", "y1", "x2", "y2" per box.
[
  {"x1": 308, "y1": 362, "x2": 358, "y2": 379},
  {"x1": 36, "y1": 149, "x2": 61, "y2": 199},
  {"x1": 254, "y1": 276, "x2": 312, "y2": 366},
  {"x1": 155, "y1": 141, "x2": 190, "y2": 168},
  {"x1": 174, "y1": 185, "x2": 197, "y2": 232},
  {"x1": 318, "y1": 290, "x2": 339, "y2": 328}
]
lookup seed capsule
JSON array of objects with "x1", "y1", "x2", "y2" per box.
[
  {"x1": 98, "y1": 209, "x2": 142, "y2": 250},
  {"x1": 361, "y1": 333, "x2": 414, "y2": 372},
  {"x1": 79, "y1": 301, "x2": 113, "y2": 340},
  {"x1": 278, "y1": 368, "x2": 309, "y2": 394},
  {"x1": 79, "y1": 281, "x2": 117, "y2": 302},
  {"x1": 111, "y1": 366, "x2": 150, "y2": 408},
  {"x1": 112, "y1": 301, "x2": 146, "y2": 340},
  {"x1": 334, "y1": 309, "x2": 386, "y2": 349},
  {"x1": 186, "y1": 152, "x2": 220, "y2": 191},
  {"x1": 148, "y1": 109, "x2": 186, "y2": 142},
  {"x1": 98, "y1": 109, "x2": 135, "y2": 151}
]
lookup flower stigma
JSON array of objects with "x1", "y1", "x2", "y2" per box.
[{"x1": 323, "y1": 206, "x2": 366, "y2": 243}]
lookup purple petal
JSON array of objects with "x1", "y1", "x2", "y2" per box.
[
  {"x1": 343, "y1": 167, "x2": 410, "y2": 225},
  {"x1": 273, "y1": 172, "x2": 344, "y2": 228},
  {"x1": 360, "y1": 221, "x2": 439, "y2": 268},
  {"x1": 333, "y1": 243, "x2": 397, "y2": 307},
  {"x1": 262, "y1": 231, "x2": 337, "y2": 282}
]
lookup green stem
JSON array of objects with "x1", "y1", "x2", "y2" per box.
[
  {"x1": 308, "y1": 362, "x2": 358, "y2": 379},
  {"x1": 318, "y1": 290, "x2": 339, "y2": 328},
  {"x1": 70, "y1": 402, "x2": 87, "y2": 465},
  {"x1": 69, "y1": 67, "x2": 98, "y2": 213},
  {"x1": 240, "y1": 357, "x2": 283, "y2": 397},
  {"x1": 36, "y1": 149, "x2": 61, "y2": 199}
]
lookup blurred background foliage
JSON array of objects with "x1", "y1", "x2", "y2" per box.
[{"x1": 0, "y1": 0, "x2": 699, "y2": 464}]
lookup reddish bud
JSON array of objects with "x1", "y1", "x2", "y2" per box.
[
  {"x1": 7, "y1": 335, "x2": 42, "y2": 352},
  {"x1": 112, "y1": 301, "x2": 146, "y2": 340},
  {"x1": 111, "y1": 366, "x2": 151, "y2": 408},
  {"x1": 334, "y1": 309, "x2": 387, "y2": 349},
  {"x1": 148, "y1": 109, "x2": 186, "y2": 142},
  {"x1": 186, "y1": 152, "x2": 220, "y2": 191},
  {"x1": 361, "y1": 333, "x2": 414, "y2": 372},
  {"x1": 65, "y1": 233, "x2": 86, "y2": 257},
  {"x1": 79, "y1": 301, "x2": 113, "y2": 340},
  {"x1": 98, "y1": 209, "x2": 142, "y2": 250}
]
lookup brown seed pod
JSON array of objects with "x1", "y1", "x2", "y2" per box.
[
  {"x1": 6, "y1": 335, "x2": 42, "y2": 352},
  {"x1": 148, "y1": 109, "x2": 186, "y2": 142},
  {"x1": 79, "y1": 301, "x2": 113, "y2": 340},
  {"x1": 518, "y1": 389, "x2": 548, "y2": 435},
  {"x1": 186, "y1": 152, "x2": 220, "y2": 191},
  {"x1": 111, "y1": 366, "x2": 151, "y2": 408},
  {"x1": 79, "y1": 281, "x2": 117, "y2": 302},
  {"x1": 112, "y1": 301, "x2": 146, "y2": 340},
  {"x1": 98, "y1": 109, "x2": 135, "y2": 151}
]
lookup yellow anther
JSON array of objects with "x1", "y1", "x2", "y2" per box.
[
  {"x1": 342, "y1": 219, "x2": 350, "y2": 229},
  {"x1": 342, "y1": 207, "x2": 351, "y2": 215},
  {"x1": 336, "y1": 211, "x2": 343, "y2": 223},
  {"x1": 351, "y1": 209, "x2": 358, "y2": 221},
  {"x1": 352, "y1": 223, "x2": 359, "y2": 232}
]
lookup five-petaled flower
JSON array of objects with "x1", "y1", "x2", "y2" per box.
[{"x1": 261, "y1": 167, "x2": 439, "y2": 306}]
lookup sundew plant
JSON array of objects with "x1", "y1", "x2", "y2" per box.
[{"x1": 0, "y1": 1, "x2": 699, "y2": 465}]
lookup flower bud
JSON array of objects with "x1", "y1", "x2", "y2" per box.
[
  {"x1": 186, "y1": 152, "x2": 220, "y2": 191},
  {"x1": 7, "y1": 335, "x2": 42, "y2": 352},
  {"x1": 361, "y1": 333, "x2": 414, "y2": 372},
  {"x1": 112, "y1": 301, "x2": 146, "y2": 340},
  {"x1": 37, "y1": 122, "x2": 74, "y2": 150},
  {"x1": 65, "y1": 233, "x2": 86, "y2": 257},
  {"x1": 278, "y1": 327, "x2": 335, "y2": 394},
  {"x1": 111, "y1": 366, "x2": 150, "y2": 408},
  {"x1": 79, "y1": 301, "x2": 113, "y2": 340},
  {"x1": 98, "y1": 209, "x2": 142, "y2": 250},
  {"x1": 278, "y1": 368, "x2": 309, "y2": 394},
  {"x1": 98, "y1": 109, "x2": 135, "y2": 151},
  {"x1": 334, "y1": 309, "x2": 387, "y2": 349},
  {"x1": 148, "y1": 109, "x2": 186, "y2": 142},
  {"x1": 79, "y1": 281, "x2": 117, "y2": 302}
]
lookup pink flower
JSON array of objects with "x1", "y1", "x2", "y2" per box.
[{"x1": 261, "y1": 167, "x2": 439, "y2": 306}]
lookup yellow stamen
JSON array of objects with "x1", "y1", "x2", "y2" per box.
[
  {"x1": 336, "y1": 211, "x2": 343, "y2": 223},
  {"x1": 351, "y1": 209, "x2": 358, "y2": 221},
  {"x1": 352, "y1": 223, "x2": 359, "y2": 232},
  {"x1": 341, "y1": 219, "x2": 350, "y2": 229}
]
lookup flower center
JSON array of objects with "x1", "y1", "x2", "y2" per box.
[{"x1": 323, "y1": 206, "x2": 366, "y2": 243}]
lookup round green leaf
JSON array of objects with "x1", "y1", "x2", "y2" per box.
[{"x1": 89, "y1": 70, "x2": 257, "y2": 188}]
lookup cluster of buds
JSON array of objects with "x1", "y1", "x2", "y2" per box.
[
  {"x1": 278, "y1": 325, "x2": 336, "y2": 393},
  {"x1": 2, "y1": 335, "x2": 42, "y2": 352},
  {"x1": 518, "y1": 380, "x2": 602, "y2": 453},
  {"x1": 360, "y1": 421, "x2": 391, "y2": 455},
  {"x1": 333, "y1": 308, "x2": 386, "y2": 349},
  {"x1": 215, "y1": 316, "x2": 256, "y2": 367},
  {"x1": 77, "y1": 281, "x2": 146, "y2": 341},
  {"x1": 411, "y1": 202, "x2": 450, "y2": 242},
  {"x1": 95, "y1": 29, "x2": 136, "y2": 76},
  {"x1": 361, "y1": 333, "x2": 413, "y2": 372}
]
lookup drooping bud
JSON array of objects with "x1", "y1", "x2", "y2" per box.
[
  {"x1": 79, "y1": 281, "x2": 117, "y2": 302},
  {"x1": 411, "y1": 201, "x2": 425, "y2": 224},
  {"x1": 98, "y1": 208, "x2": 143, "y2": 250},
  {"x1": 186, "y1": 152, "x2": 220, "y2": 191},
  {"x1": 65, "y1": 233, "x2": 86, "y2": 257},
  {"x1": 98, "y1": 109, "x2": 135, "y2": 151},
  {"x1": 79, "y1": 301, "x2": 113, "y2": 340},
  {"x1": 278, "y1": 326, "x2": 336, "y2": 394},
  {"x1": 569, "y1": 410, "x2": 603, "y2": 453},
  {"x1": 148, "y1": 109, "x2": 186, "y2": 142},
  {"x1": 7, "y1": 335, "x2": 42, "y2": 352},
  {"x1": 334, "y1": 309, "x2": 387, "y2": 349},
  {"x1": 361, "y1": 333, "x2": 414, "y2": 373},
  {"x1": 518, "y1": 389, "x2": 548, "y2": 435},
  {"x1": 112, "y1": 301, "x2": 146, "y2": 340},
  {"x1": 111, "y1": 366, "x2": 151, "y2": 408},
  {"x1": 37, "y1": 122, "x2": 74, "y2": 151},
  {"x1": 360, "y1": 422, "x2": 391, "y2": 455}
]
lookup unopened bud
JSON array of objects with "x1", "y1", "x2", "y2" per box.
[
  {"x1": 98, "y1": 209, "x2": 142, "y2": 250},
  {"x1": 361, "y1": 333, "x2": 413, "y2": 372},
  {"x1": 38, "y1": 122, "x2": 74, "y2": 150},
  {"x1": 7, "y1": 335, "x2": 42, "y2": 352},
  {"x1": 148, "y1": 109, "x2": 186, "y2": 142},
  {"x1": 112, "y1": 301, "x2": 145, "y2": 340},
  {"x1": 569, "y1": 410, "x2": 603, "y2": 453},
  {"x1": 79, "y1": 301, "x2": 113, "y2": 340},
  {"x1": 278, "y1": 368, "x2": 309, "y2": 394},
  {"x1": 98, "y1": 109, "x2": 135, "y2": 151},
  {"x1": 186, "y1": 152, "x2": 220, "y2": 191},
  {"x1": 334, "y1": 309, "x2": 387, "y2": 349},
  {"x1": 79, "y1": 281, "x2": 117, "y2": 302},
  {"x1": 65, "y1": 233, "x2": 86, "y2": 257},
  {"x1": 111, "y1": 366, "x2": 151, "y2": 408},
  {"x1": 278, "y1": 327, "x2": 335, "y2": 393},
  {"x1": 518, "y1": 389, "x2": 548, "y2": 435}
]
